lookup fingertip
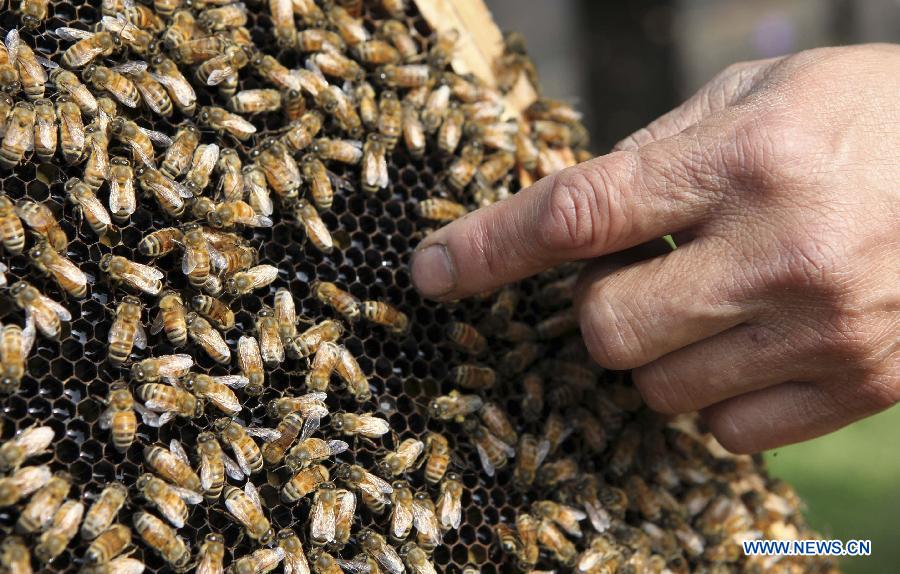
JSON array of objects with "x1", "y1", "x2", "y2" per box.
[{"x1": 410, "y1": 243, "x2": 457, "y2": 300}]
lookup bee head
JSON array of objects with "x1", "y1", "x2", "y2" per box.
[{"x1": 0, "y1": 377, "x2": 20, "y2": 394}]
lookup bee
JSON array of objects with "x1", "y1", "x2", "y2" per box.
[
  {"x1": 447, "y1": 140, "x2": 484, "y2": 191},
  {"x1": 401, "y1": 100, "x2": 425, "y2": 159},
  {"x1": 96, "y1": 384, "x2": 137, "y2": 453},
  {"x1": 144, "y1": 441, "x2": 201, "y2": 493},
  {"x1": 352, "y1": 40, "x2": 401, "y2": 67},
  {"x1": 229, "y1": 548, "x2": 286, "y2": 574},
  {"x1": 185, "y1": 312, "x2": 230, "y2": 364},
  {"x1": 361, "y1": 132, "x2": 389, "y2": 193},
  {"x1": 224, "y1": 482, "x2": 273, "y2": 544},
  {"x1": 199, "y1": 106, "x2": 256, "y2": 141},
  {"x1": 411, "y1": 493, "x2": 441, "y2": 551},
  {"x1": 131, "y1": 355, "x2": 194, "y2": 384},
  {"x1": 281, "y1": 464, "x2": 329, "y2": 505},
  {"x1": 224, "y1": 88, "x2": 281, "y2": 116},
  {"x1": 160, "y1": 125, "x2": 199, "y2": 180},
  {"x1": 480, "y1": 403, "x2": 517, "y2": 448},
  {"x1": 178, "y1": 226, "x2": 212, "y2": 290},
  {"x1": 304, "y1": 341, "x2": 339, "y2": 393},
  {"x1": 437, "y1": 105, "x2": 465, "y2": 156},
  {"x1": 144, "y1": 292, "x2": 188, "y2": 350},
  {"x1": 338, "y1": 346, "x2": 372, "y2": 401},
  {"x1": 429, "y1": 391, "x2": 483, "y2": 422},
  {"x1": 465, "y1": 417, "x2": 514, "y2": 477},
  {"x1": 263, "y1": 411, "x2": 314, "y2": 467},
  {"x1": 208, "y1": 199, "x2": 273, "y2": 229},
  {"x1": 501, "y1": 341, "x2": 541, "y2": 376},
  {"x1": 357, "y1": 529, "x2": 403, "y2": 574},
  {"x1": 82, "y1": 126, "x2": 110, "y2": 191},
  {"x1": 128, "y1": 69, "x2": 173, "y2": 117},
  {"x1": 82, "y1": 64, "x2": 140, "y2": 108},
  {"x1": 311, "y1": 281, "x2": 358, "y2": 322},
  {"x1": 308, "y1": 482, "x2": 339, "y2": 546},
  {"x1": 100, "y1": 254, "x2": 164, "y2": 296},
  {"x1": 533, "y1": 500, "x2": 586, "y2": 539},
  {"x1": 137, "y1": 382, "x2": 203, "y2": 426},
  {"x1": 349, "y1": 82, "x2": 376, "y2": 131},
  {"x1": 421, "y1": 84, "x2": 451, "y2": 135},
  {"x1": 183, "y1": 373, "x2": 246, "y2": 416},
  {"x1": 213, "y1": 417, "x2": 273, "y2": 476},
  {"x1": 53, "y1": 96, "x2": 84, "y2": 165},
  {"x1": 197, "y1": 44, "x2": 251, "y2": 94},
  {"x1": 279, "y1": 109, "x2": 320, "y2": 154},
  {"x1": 248, "y1": 307, "x2": 282, "y2": 367},
  {"x1": 106, "y1": 296, "x2": 146, "y2": 365},
  {"x1": 537, "y1": 457, "x2": 578, "y2": 488},
  {"x1": 15, "y1": 202, "x2": 64, "y2": 257},
  {"x1": 269, "y1": 288, "x2": 297, "y2": 341},
  {"x1": 361, "y1": 300, "x2": 408, "y2": 335},
  {"x1": 242, "y1": 163, "x2": 273, "y2": 218},
  {"x1": 0, "y1": 101, "x2": 34, "y2": 168},
  {"x1": 173, "y1": 35, "x2": 229, "y2": 65},
  {"x1": 237, "y1": 335, "x2": 265, "y2": 395},
  {"x1": 198, "y1": 2, "x2": 248, "y2": 31},
  {"x1": 316, "y1": 84, "x2": 362, "y2": 136},
  {"x1": 416, "y1": 198, "x2": 467, "y2": 223},
  {"x1": 327, "y1": 3, "x2": 368, "y2": 45},
  {"x1": 138, "y1": 228, "x2": 184, "y2": 258},
  {"x1": 375, "y1": 64, "x2": 431, "y2": 88},
  {"x1": 9, "y1": 281, "x2": 70, "y2": 339},
  {"x1": 187, "y1": 295, "x2": 233, "y2": 333},
  {"x1": 267, "y1": 392, "x2": 329, "y2": 420},
  {"x1": 196, "y1": 533, "x2": 225, "y2": 574},
  {"x1": 215, "y1": 149, "x2": 243, "y2": 201},
  {"x1": 0, "y1": 196, "x2": 23, "y2": 255},
  {"x1": 150, "y1": 55, "x2": 197, "y2": 115},
  {"x1": 535, "y1": 519, "x2": 576, "y2": 566},
  {"x1": 474, "y1": 151, "x2": 516, "y2": 193},
  {"x1": 445, "y1": 322, "x2": 487, "y2": 356},
  {"x1": 399, "y1": 542, "x2": 435, "y2": 574},
  {"x1": 182, "y1": 143, "x2": 219, "y2": 197},
  {"x1": 541, "y1": 411, "x2": 573, "y2": 456},
  {"x1": 292, "y1": 198, "x2": 334, "y2": 254},
  {"x1": 19, "y1": 0, "x2": 49, "y2": 29},
  {"x1": 110, "y1": 117, "x2": 169, "y2": 167},
  {"x1": 84, "y1": 523, "x2": 132, "y2": 565},
  {"x1": 160, "y1": 8, "x2": 196, "y2": 42},
  {"x1": 137, "y1": 473, "x2": 202, "y2": 529},
  {"x1": 81, "y1": 483, "x2": 127, "y2": 540},
  {"x1": 32, "y1": 98, "x2": 56, "y2": 162},
  {"x1": 133, "y1": 512, "x2": 190, "y2": 572},
  {"x1": 298, "y1": 155, "x2": 333, "y2": 211},
  {"x1": 65, "y1": 178, "x2": 115, "y2": 240},
  {"x1": 286, "y1": 320, "x2": 343, "y2": 360},
  {"x1": 0, "y1": 322, "x2": 33, "y2": 391},
  {"x1": 0, "y1": 537, "x2": 32, "y2": 573},
  {"x1": 331, "y1": 412, "x2": 390, "y2": 439},
  {"x1": 333, "y1": 489, "x2": 356, "y2": 548},
  {"x1": 447, "y1": 365, "x2": 494, "y2": 391},
  {"x1": 16, "y1": 471, "x2": 70, "y2": 534},
  {"x1": 252, "y1": 54, "x2": 306, "y2": 94},
  {"x1": 83, "y1": 557, "x2": 146, "y2": 574},
  {"x1": 256, "y1": 139, "x2": 301, "y2": 199},
  {"x1": 512, "y1": 434, "x2": 550, "y2": 491},
  {"x1": 15, "y1": 39, "x2": 51, "y2": 101},
  {"x1": 196, "y1": 432, "x2": 242, "y2": 502},
  {"x1": 336, "y1": 464, "x2": 393, "y2": 512},
  {"x1": 0, "y1": 464, "x2": 51, "y2": 506},
  {"x1": 287, "y1": 438, "x2": 349, "y2": 470},
  {"x1": 224, "y1": 264, "x2": 279, "y2": 295},
  {"x1": 29, "y1": 240, "x2": 88, "y2": 298},
  {"x1": 312, "y1": 137, "x2": 363, "y2": 164},
  {"x1": 390, "y1": 481, "x2": 415, "y2": 541},
  {"x1": 35, "y1": 500, "x2": 83, "y2": 563},
  {"x1": 377, "y1": 438, "x2": 424, "y2": 479}
]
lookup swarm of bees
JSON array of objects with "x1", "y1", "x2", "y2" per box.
[{"x1": 0, "y1": 1, "x2": 834, "y2": 573}]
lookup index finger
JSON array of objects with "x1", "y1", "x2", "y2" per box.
[{"x1": 410, "y1": 127, "x2": 729, "y2": 300}]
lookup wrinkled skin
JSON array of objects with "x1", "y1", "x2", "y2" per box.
[{"x1": 410, "y1": 44, "x2": 900, "y2": 453}]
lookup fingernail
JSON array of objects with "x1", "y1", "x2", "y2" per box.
[{"x1": 411, "y1": 244, "x2": 455, "y2": 298}]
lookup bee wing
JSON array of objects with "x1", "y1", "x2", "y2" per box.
[
  {"x1": 583, "y1": 500, "x2": 611, "y2": 533},
  {"x1": 374, "y1": 545, "x2": 404, "y2": 574},
  {"x1": 139, "y1": 127, "x2": 174, "y2": 148},
  {"x1": 327, "y1": 440, "x2": 349, "y2": 456},
  {"x1": 300, "y1": 416, "x2": 320, "y2": 441},
  {"x1": 168, "y1": 438, "x2": 190, "y2": 464},
  {"x1": 412, "y1": 499, "x2": 439, "y2": 535},
  {"x1": 199, "y1": 455, "x2": 215, "y2": 492},
  {"x1": 207, "y1": 243, "x2": 226, "y2": 272},
  {"x1": 440, "y1": 492, "x2": 462, "y2": 530},
  {"x1": 206, "y1": 67, "x2": 235, "y2": 86},
  {"x1": 391, "y1": 502, "x2": 413, "y2": 540},
  {"x1": 5, "y1": 28, "x2": 19, "y2": 64},
  {"x1": 171, "y1": 485, "x2": 204, "y2": 504},
  {"x1": 53, "y1": 27, "x2": 94, "y2": 41},
  {"x1": 222, "y1": 452, "x2": 245, "y2": 481},
  {"x1": 22, "y1": 314, "x2": 36, "y2": 355},
  {"x1": 365, "y1": 471, "x2": 394, "y2": 495},
  {"x1": 196, "y1": 143, "x2": 220, "y2": 172},
  {"x1": 487, "y1": 431, "x2": 516, "y2": 457},
  {"x1": 160, "y1": 354, "x2": 194, "y2": 376},
  {"x1": 334, "y1": 558, "x2": 371, "y2": 574},
  {"x1": 310, "y1": 494, "x2": 336, "y2": 542},
  {"x1": 238, "y1": 335, "x2": 263, "y2": 369},
  {"x1": 475, "y1": 443, "x2": 495, "y2": 477},
  {"x1": 181, "y1": 244, "x2": 199, "y2": 274},
  {"x1": 209, "y1": 387, "x2": 241, "y2": 415},
  {"x1": 81, "y1": 191, "x2": 113, "y2": 226},
  {"x1": 245, "y1": 177, "x2": 273, "y2": 216},
  {"x1": 248, "y1": 265, "x2": 278, "y2": 288},
  {"x1": 39, "y1": 294, "x2": 72, "y2": 321},
  {"x1": 222, "y1": 114, "x2": 257, "y2": 134},
  {"x1": 246, "y1": 427, "x2": 281, "y2": 442},
  {"x1": 229, "y1": 443, "x2": 253, "y2": 476},
  {"x1": 135, "y1": 402, "x2": 162, "y2": 426},
  {"x1": 535, "y1": 439, "x2": 551, "y2": 468},
  {"x1": 260, "y1": 330, "x2": 284, "y2": 364},
  {"x1": 150, "y1": 72, "x2": 196, "y2": 107},
  {"x1": 225, "y1": 489, "x2": 255, "y2": 524},
  {"x1": 243, "y1": 214, "x2": 273, "y2": 228},
  {"x1": 214, "y1": 375, "x2": 249, "y2": 389},
  {"x1": 195, "y1": 328, "x2": 230, "y2": 360},
  {"x1": 358, "y1": 415, "x2": 390, "y2": 437},
  {"x1": 284, "y1": 548, "x2": 311, "y2": 574},
  {"x1": 113, "y1": 60, "x2": 148, "y2": 75},
  {"x1": 149, "y1": 309, "x2": 165, "y2": 335},
  {"x1": 244, "y1": 481, "x2": 263, "y2": 510}
]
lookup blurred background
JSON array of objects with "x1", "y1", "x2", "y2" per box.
[{"x1": 482, "y1": 0, "x2": 900, "y2": 572}]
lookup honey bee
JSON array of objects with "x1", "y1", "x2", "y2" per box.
[
  {"x1": 29, "y1": 240, "x2": 87, "y2": 298},
  {"x1": 361, "y1": 300, "x2": 408, "y2": 335},
  {"x1": 541, "y1": 411, "x2": 572, "y2": 456},
  {"x1": 9, "y1": 281, "x2": 71, "y2": 339},
  {"x1": 377, "y1": 19, "x2": 417, "y2": 61},
  {"x1": 184, "y1": 373, "x2": 246, "y2": 416},
  {"x1": 400, "y1": 100, "x2": 425, "y2": 159},
  {"x1": 198, "y1": 2, "x2": 248, "y2": 31},
  {"x1": 32, "y1": 98, "x2": 56, "y2": 162},
  {"x1": 241, "y1": 163, "x2": 273, "y2": 217},
  {"x1": 412, "y1": 493, "x2": 441, "y2": 551},
  {"x1": 99, "y1": 254, "x2": 164, "y2": 296},
  {"x1": 48, "y1": 97, "x2": 84, "y2": 167},
  {"x1": 299, "y1": 155, "x2": 333, "y2": 211},
  {"x1": 224, "y1": 482, "x2": 273, "y2": 544},
  {"x1": 0, "y1": 322, "x2": 33, "y2": 391},
  {"x1": 19, "y1": 0, "x2": 49, "y2": 29},
  {"x1": 308, "y1": 549, "x2": 346, "y2": 574},
  {"x1": 177, "y1": 227, "x2": 211, "y2": 291},
  {"x1": 199, "y1": 106, "x2": 256, "y2": 141},
  {"x1": 375, "y1": 63, "x2": 429, "y2": 89},
  {"x1": 273, "y1": 287, "x2": 297, "y2": 340},
  {"x1": 447, "y1": 140, "x2": 484, "y2": 191},
  {"x1": 399, "y1": 542, "x2": 435, "y2": 574},
  {"x1": 292, "y1": 198, "x2": 334, "y2": 254},
  {"x1": 286, "y1": 437, "x2": 348, "y2": 470},
  {"x1": 279, "y1": 109, "x2": 321, "y2": 153},
  {"x1": 252, "y1": 54, "x2": 306, "y2": 94},
  {"x1": 195, "y1": 432, "x2": 242, "y2": 502},
  {"x1": 82, "y1": 64, "x2": 140, "y2": 109},
  {"x1": 137, "y1": 473, "x2": 202, "y2": 529},
  {"x1": 501, "y1": 341, "x2": 541, "y2": 376},
  {"x1": 225, "y1": 264, "x2": 279, "y2": 295},
  {"x1": 150, "y1": 55, "x2": 197, "y2": 115},
  {"x1": 312, "y1": 137, "x2": 362, "y2": 164},
  {"x1": 137, "y1": 382, "x2": 203, "y2": 426},
  {"x1": 82, "y1": 126, "x2": 111, "y2": 192},
  {"x1": 215, "y1": 148, "x2": 243, "y2": 201},
  {"x1": 81, "y1": 483, "x2": 127, "y2": 540},
  {"x1": 186, "y1": 295, "x2": 232, "y2": 333},
  {"x1": 355, "y1": 529, "x2": 402, "y2": 574},
  {"x1": 182, "y1": 143, "x2": 219, "y2": 196},
  {"x1": 421, "y1": 84, "x2": 450, "y2": 135},
  {"x1": 429, "y1": 29, "x2": 458, "y2": 68},
  {"x1": 0, "y1": 196, "x2": 23, "y2": 255},
  {"x1": 138, "y1": 228, "x2": 183, "y2": 258},
  {"x1": 125, "y1": 69, "x2": 172, "y2": 118},
  {"x1": 160, "y1": 124, "x2": 199, "y2": 180},
  {"x1": 208, "y1": 199, "x2": 273, "y2": 229},
  {"x1": 434, "y1": 473, "x2": 463, "y2": 531},
  {"x1": 262, "y1": 411, "x2": 312, "y2": 467},
  {"x1": 196, "y1": 533, "x2": 225, "y2": 574},
  {"x1": 16, "y1": 471, "x2": 69, "y2": 534},
  {"x1": 480, "y1": 402, "x2": 517, "y2": 446},
  {"x1": 512, "y1": 434, "x2": 550, "y2": 491},
  {"x1": 144, "y1": 441, "x2": 202, "y2": 493},
  {"x1": 416, "y1": 198, "x2": 467, "y2": 222},
  {"x1": 316, "y1": 84, "x2": 362, "y2": 137},
  {"x1": 326, "y1": 489, "x2": 353, "y2": 549},
  {"x1": 66, "y1": 178, "x2": 116, "y2": 240},
  {"x1": 84, "y1": 523, "x2": 132, "y2": 565},
  {"x1": 15, "y1": 39, "x2": 51, "y2": 101},
  {"x1": 437, "y1": 105, "x2": 465, "y2": 156},
  {"x1": 237, "y1": 335, "x2": 265, "y2": 395},
  {"x1": 255, "y1": 139, "x2": 301, "y2": 200},
  {"x1": 0, "y1": 101, "x2": 34, "y2": 168},
  {"x1": 464, "y1": 418, "x2": 514, "y2": 477},
  {"x1": 306, "y1": 342, "x2": 339, "y2": 393},
  {"x1": 337, "y1": 346, "x2": 371, "y2": 402},
  {"x1": 377, "y1": 439, "x2": 423, "y2": 479},
  {"x1": 286, "y1": 320, "x2": 344, "y2": 360},
  {"x1": 267, "y1": 392, "x2": 329, "y2": 420},
  {"x1": 331, "y1": 412, "x2": 390, "y2": 439},
  {"x1": 350, "y1": 82, "x2": 376, "y2": 130},
  {"x1": 449, "y1": 364, "x2": 495, "y2": 391},
  {"x1": 535, "y1": 518, "x2": 576, "y2": 566},
  {"x1": 0, "y1": 464, "x2": 51, "y2": 507},
  {"x1": 214, "y1": 417, "x2": 273, "y2": 476},
  {"x1": 309, "y1": 482, "x2": 339, "y2": 546},
  {"x1": 361, "y1": 133, "x2": 388, "y2": 193},
  {"x1": 96, "y1": 384, "x2": 137, "y2": 453},
  {"x1": 445, "y1": 323, "x2": 487, "y2": 356},
  {"x1": 106, "y1": 296, "x2": 146, "y2": 365},
  {"x1": 35, "y1": 500, "x2": 83, "y2": 563},
  {"x1": 354, "y1": 39, "x2": 401, "y2": 66},
  {"x1": 229, "y1": 548, "x2": 286, "y2": 574},
  {"x1": 110, "y1": 117, "x2": 170, "y2": 167},
  {"x1": 161, "y1": 9, "x2": 198, "y2": 47},
  {"x1": 131, "y1": 354, "x2": 194, "y2": 383},
  {"x1": 197, "y1": 44, "x2": 251, "y2": 93},
  {"x1": 336, "y1": 464, "x2": 393, "y2": 511},
  {"x1": 429, "y1": 391, "x2": 483, "y2": 422},
  {"x1": 173, "y1": 35, "x2": 229, "y2": 65},
  {"x1": 0, "y1": 537, "x2": 32, "y2": 573},
  {"x1": 537, "y1": 457, "x2": 579, "y2": 488},
  {"x1": 144, "y1": 292, "x2": 187, "y2": 349},
  {"x1": 281, "y1": 464, "x2": 329, "y2": 504},
  {"x1": 184, "y1": 312, "x2": 230, "y2": 364},
  {"x1": 133, "y1": 512, "x2": 190, "y2": 572},
  {"x1": 533, "y1": 500, "x2": 586, "y2": 539}
]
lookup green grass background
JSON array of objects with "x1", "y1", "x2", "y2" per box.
[{"x1": 764, "y1": 406, "x2": 900, "y2": 574}]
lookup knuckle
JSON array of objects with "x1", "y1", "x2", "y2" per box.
[
  {"x1": 706, "y1": 408, "x2": 758, "y2": 454},
  {"x1": 579, "y1": 282, "x2": 646, "y2": 370},
  {"x1": 632, "y1": 365, "x2": 691, "y2": 415},
  {"x1": 853, "y1": 373, "x2": 900, "y2": 412},
  {"x1": 467, "y1": 216, "x2": 505, "y2": 278}
]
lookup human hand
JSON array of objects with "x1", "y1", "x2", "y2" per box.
[{"x1": 410, "y1": 44, "x2": 900, "y2": 453}]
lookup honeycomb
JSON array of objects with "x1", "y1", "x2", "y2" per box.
[{"x1": 0, "y1": 1, "x2": 835, "y2": 573}]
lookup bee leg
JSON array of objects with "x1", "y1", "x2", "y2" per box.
[{"x1": 360, "y1": 436, "x2": 378, "y2": 450}]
